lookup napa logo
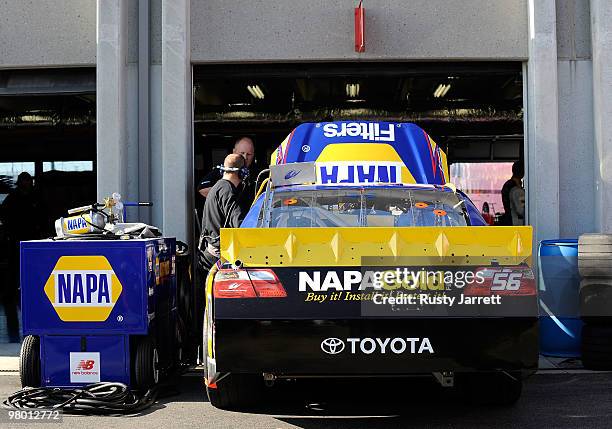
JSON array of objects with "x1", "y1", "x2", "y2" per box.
[
  {"x1": 63, "y1": 214, "x2": 92, "y2": 234},
  {"x1": 317, "y1": 161, "x2": 403, "y2": 185},
  {"x1": 44, "y1": 256, "x2": 123, "y2": 322}
]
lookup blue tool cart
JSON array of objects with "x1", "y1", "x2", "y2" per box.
[{"x1": 19, "y1": 237, "x2": 179, "y2": 389}]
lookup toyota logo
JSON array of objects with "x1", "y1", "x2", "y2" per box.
[{"x1": 321, "y1": 338, "x2": 345, "y2": 355}]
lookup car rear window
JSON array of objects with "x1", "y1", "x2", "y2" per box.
[{"x1": 260, "y1": 188, "x2": 468, "y2": 228}]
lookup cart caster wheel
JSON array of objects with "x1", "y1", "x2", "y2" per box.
[
  {"x1": 19, "y1": 335, "x2": 40, "y2": 388},
  {"x1": 134, "y1": 337, "x2": 159, "y2": 389}
]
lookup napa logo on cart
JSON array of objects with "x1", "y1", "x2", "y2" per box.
[{"x1": 43, "y1": 256, "x2": 123, "y2": 322}]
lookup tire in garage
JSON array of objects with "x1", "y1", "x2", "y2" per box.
[
  {"x1": 580, "y1": 278, "x2": 612, "y2": 323},
  {"x1": 578, "y1": 258, "x2": 612, "y2": 278},
  {"x1": 133, "y1": 337, "x2": 159, "y2": 389},
  {"x1": 19, "y1": 335, "x2": 40, "y2": 388},
  {"x1": 579, "y1": 234, "x2": 612, "y2": 247},
  {"x1": 578, "y1": 234, "x2": 612, "y2": 278},
  {"x1": 581, "y1": 324, "x2": 612, "y2": 370},
  {"x1": 458, "y1": 372, "x2": 522, "y2": 406}
]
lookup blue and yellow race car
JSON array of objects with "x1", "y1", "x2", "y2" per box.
[{"x1": 203, "y1": 121, "x2": 537, "y2": 409}]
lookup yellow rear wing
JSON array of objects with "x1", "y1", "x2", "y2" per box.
[{"x1": 220, "y1": 226, "x2": 532, "y2": 267}]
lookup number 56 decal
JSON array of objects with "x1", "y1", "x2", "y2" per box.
[{"x1": 491, "y1": 269, "x2": 523, "y2": 291}]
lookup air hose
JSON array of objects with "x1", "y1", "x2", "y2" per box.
[{"x1": 4, "y1": 382, "x2": 160, "y2": 415}]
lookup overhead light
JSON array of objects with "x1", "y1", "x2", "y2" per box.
[
  {"x1": 433, "y1": 83, "x2": 451, "y2": 98},
  {"x1": 440, "y1": 83, "x2": 451, "y2": 97},
  {"x1": 346, "y1": 83, "x2": 360, "y2": 98},
  {"x1": 247, "y1": 84, "x2": 264, "y2": 99}
]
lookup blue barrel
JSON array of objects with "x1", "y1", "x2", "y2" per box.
[{"x1": 538, "y1": 239, "x2": 583, "y2": 358}]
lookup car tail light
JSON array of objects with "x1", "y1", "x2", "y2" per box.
[
  {"x1": 214, "y1": 269, "x2": 287, "y2": 298},
  {"x1": 465, "y1": 266, "x2": 536, "y2": 296}
]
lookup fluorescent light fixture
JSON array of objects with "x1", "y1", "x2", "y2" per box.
[
  {"x1": 433, "y1": 83, "x2": 451, "y2": 98},
  {"x1": 440, "y1": 83, "x2": 451, "y2": 97},
  {"x1": 247, "y1": 84, "x2": 264, "y2": 99},
  {"x1": 346, "y1": 83, "x2": 360, "y2": 98}
]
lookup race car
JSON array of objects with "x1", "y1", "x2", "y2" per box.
[{"x1": 203, "y1": 121, "x2": 537, "y2": 409}]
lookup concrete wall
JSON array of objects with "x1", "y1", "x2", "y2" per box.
[
  {"x1": 556, "y1": 0, "x2": 595, "y2": 237},
  {"x1": 190, "y1": 0, "x2": 529, "y2": 62},
  {"x1": 0, "y1": 0, "x2": 96, "y2": 67}
]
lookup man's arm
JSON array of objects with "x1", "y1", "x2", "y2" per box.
[
  {"x1": 510, "y1": 187, "x2": 525, "y2": 219},
  {"x1": 197, "y1": 169, "x2": 222, "y2": 197}
]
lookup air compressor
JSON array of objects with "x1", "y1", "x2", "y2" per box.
[{"x1": 18, "y1": 195, "x2": 183, "y2": 390}]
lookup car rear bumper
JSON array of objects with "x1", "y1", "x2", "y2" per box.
[{"x1": 213, "y1": 318, "x2": 538, "y2": 374}]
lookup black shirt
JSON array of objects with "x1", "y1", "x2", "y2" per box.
[
  {"x1": 197, "y1": 168, "x2": 223, "y2": 193},
  {"x1": 501, "y1": 178, "x2": 517, "y2": 215},
  {"x1": 201, "y1": 179, "x2": 245, "y2": 251},
  {"x1": 197, "y1": 167, "x2": 260, "y2": 213}
]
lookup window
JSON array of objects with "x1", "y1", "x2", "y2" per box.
[
  {"x1": 265, "y1": 188, "x2": 468, "y2": 228},
  {"x1": 0, "y1": 162, "x2": 36, "y2": 205},
  {"x1": 43, "y1": 161, "x2": 93, "y2": 173},
  {"x1": 450, "y1": 162, "x2": 513, "y2": 215}
]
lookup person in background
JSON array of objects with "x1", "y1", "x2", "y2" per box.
[
  {"x1": 509, "y1": 184, "x2": 525, "y2": 226},
  {"x1": 198, "y1": 154, "x2": 247, "y2": 271},
  {"x1": 0, "y1": 172, "x2": 43, "y2": 342},
  {"x1": 481, "y1": 202, "x2": 495, "y2": 226},
  {"x1": 197, "y1": 136, "x2": 258, "y2": 212},
  {"x1": 500, "y1": 161, "x2": 524, "y2": 226}
]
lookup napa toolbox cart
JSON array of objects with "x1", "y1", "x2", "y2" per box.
[{"x1": 18, "y1": 198, "x2": 181, "y2": 389}]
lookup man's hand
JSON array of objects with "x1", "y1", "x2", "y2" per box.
[{"x1": 199, "y1": 187, "x2": 211, "y2": 198}]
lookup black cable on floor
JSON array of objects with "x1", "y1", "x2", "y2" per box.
[{"x1": 3, "y1": 382, "x2": 159, "y2": 415}]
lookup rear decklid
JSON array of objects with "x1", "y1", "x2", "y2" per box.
[{"x1": 216, "y1": 226, "x2": 535, "y2": 320}]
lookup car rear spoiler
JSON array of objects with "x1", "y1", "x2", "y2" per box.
[{"x1": 220, "y1": 226, "x2": 532, "y2": 268}]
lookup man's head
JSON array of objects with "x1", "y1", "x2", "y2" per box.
[
  {"x1": 233, "y1": 137, "x2": 255, "y2": 168},
  {"x1": 221, "y1": 154, "x2": 246, "y2": 184},
  {"x1": 16, "y1": 172, "x2": 33, "y2": 193},
  {"x1": 512, "y1": 161, "x2": 524, "y2": 179}
]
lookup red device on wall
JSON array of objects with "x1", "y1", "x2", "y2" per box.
[{"x1": 355, "y1": 1, "x2": 365, "y2": 53}]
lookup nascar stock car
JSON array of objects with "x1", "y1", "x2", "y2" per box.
[{"x1": 203, "y1": 121, "x2": 537, "y2": 409}]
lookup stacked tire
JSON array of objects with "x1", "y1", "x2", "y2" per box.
[{"x1": 579, "y1": 234, "x2": 612, "y2": 370}]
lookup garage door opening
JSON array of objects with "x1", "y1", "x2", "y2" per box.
[
  {"x1": 0, "y1": 68, "x2": 96, "y2": 235},
  {"x1": 193, "y1": 62, "x2": 524, "y2": 224}
]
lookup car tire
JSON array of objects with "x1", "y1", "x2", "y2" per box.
[
  {"x1": 206, "y1": 373, "x2": 262, "y2": 410},
  {"x1": 459, "y1": 372, "x2": 522, "y2": 406},
  {"x1": 581, "y1": 324, "x2": 612, "y2": 370},
  {"x1": 133, "y1": 337, "x2": 159, "y2": 389},
  {"x1": 19, "y1": 335, "x2": 40, "y2": 388}
]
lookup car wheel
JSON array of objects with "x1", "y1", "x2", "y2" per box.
[{"x1": 206, "y1": 373, "x2": 262, "y2": 410}]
